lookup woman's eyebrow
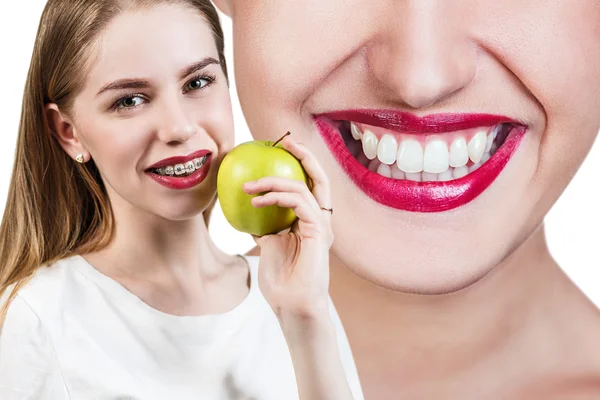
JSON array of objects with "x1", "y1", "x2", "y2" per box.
[
  {"x1": 96, "y1": 57, "x2": 220, "y2": 97},
  {"x1": 96, "y1": 79, "x2": 151, "y2": 96},
  {"x1": 178, "y1": 57, "x2": 220, "y2": 80}
]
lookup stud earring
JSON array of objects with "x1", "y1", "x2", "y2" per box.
[{"x1": 75, "y1": 154, "x2": 85, "y2": 163}]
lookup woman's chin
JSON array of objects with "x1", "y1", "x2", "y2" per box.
[
  {"x1": 333, "y1": 243, "x2": 505, "y2": 296},
  {"x1": 148, "y1": 198, "x2": 213, "y2": 222}
]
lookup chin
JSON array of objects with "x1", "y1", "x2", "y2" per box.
[
  {"x1": 332, "y1": 237, "x2": 507, "y2": 295},
  {"x1": 363, "y1": 264, "x2": 491, "y2": 295},
  {"x1": 344, "y1": 258, "x2": 495, "y2": 295},
  {"x1": 150, "y1": 198, "x2": 211, "y2": 222},
  {"x1": 154, "y1": 208, "x2": 203, "y2": 222}
]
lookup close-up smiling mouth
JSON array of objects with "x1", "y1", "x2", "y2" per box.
[
  {"x1": 314, "y1": 110, "x2": 528, "y2": 212},
  {"x1": 145, "y1": 149, "x2": 213, "y2": 190}
]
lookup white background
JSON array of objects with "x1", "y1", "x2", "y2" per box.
[{"x1": 0, "y1": 2, "x2": 598, "y2": 305}]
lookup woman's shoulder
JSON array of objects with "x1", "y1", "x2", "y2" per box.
[
  {"x1": 1, "y1": 292, "x2": 47, "y2": 342},
  {"x1": 2, "y1": 256, "x2": 84, "y2": 322},
  {"x1": 0, "y1": 288, "x2": 69, "y2": 398}
]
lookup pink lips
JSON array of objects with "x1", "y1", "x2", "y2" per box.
[{"x1": 314, "y1": 110, "x2": 527, "y2": 212}]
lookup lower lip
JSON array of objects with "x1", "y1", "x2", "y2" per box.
[
  {"x1": 146, "y1": 155, "x2": 212, "y2": 190},
  {"x1": 314, "y1": 118, "x2": 526, "y2": 212}
]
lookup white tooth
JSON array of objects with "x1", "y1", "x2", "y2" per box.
[
  {"x1": 362, "y1": 130, "x2": 378, "y2": 160},
  {"x1": 485, "y1": 132, "x2": 494, "y2": 153},
  {"x1": 481, "y1": 153, "x2": 491, "y2": 164},
  {"x1": 453, "y1": 166, "x2": 469, "y2": 179},
  {"x1": 438, "y1": 169, "x2": 453, "y2": 182},
  {"x1": 351, "y1": 123, "x2": 363, "y2": 141},
  {"x1": 391, "y1": 164, "x2": 406, "y2": 180},
  {"x1": 368, "y1": 158, "x2": 380, "y2": 172},
  {"x1": 469, "y1": 162, "x2": 482, "y2": 173},
  {"x1": 405, "y1": 172, "x2": 422, "y2": 182},
  {"x1": 194, "y1": 158, "x2": 203, "y2": 169},
  {"x1": 174, "y1": 164, "x2": 186, "y2": 175},
  {"x1": 449, "y1": 137, "x2": 469, "y2": 167},
  {"x1": 468, "y1": 130, "x2": 487, "y2": 164},
  {"x1": 165, "y1": 165, "x2": 175, "y2": 176},
  {"x1": 185, "y1": 161, "x2": 195, "y2": 173},
  {"x1": 422, "y1": 172, "x2": 438, "y2": 182},
  {"x1": 423, "y1": 139, "x2": 449, "y2": 173},
  {"x1": 377, "y1": 134, "x2": 398, "y2": 165},
  {"x1": 376, "y1": 163, "x2": 392, "y2": 178},
  {"x1": 397, "y1": 139, "x2": 424, "y2": 173}
]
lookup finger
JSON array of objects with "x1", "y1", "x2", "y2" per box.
[
  {"x1": 243, "y1": 177, "x2": 307, "y2": 194},
  {"x1": 251, "y1": 192, "x2": 318, "y2": 225},
  {"x1": 251, "y1": 234, "x2": 265, "y2": 245},
  {"x1": 243, "y1": 177, "x2": 318, "y2": 209},
  {"x1": 280, "y1": 138, "x2": 332, "y2": 213}
]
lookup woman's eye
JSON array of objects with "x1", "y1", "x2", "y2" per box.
[
  {"x1": 117, "y1": 96, "x2": 145, "y2": 109},
  {"x1": 185, "y1": 77, "x2": 209, "y2": 92}
]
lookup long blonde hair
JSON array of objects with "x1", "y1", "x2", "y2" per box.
[{"x1": 0, "y1": 0, "x2": 228, "y2": 323}]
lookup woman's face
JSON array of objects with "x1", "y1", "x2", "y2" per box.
[
  {"x1": 222, "y1": 0, "x2": 600, "y2": 293},
  {"x1": 69, "y1": 4, "x2": 233, "y2": 221}
]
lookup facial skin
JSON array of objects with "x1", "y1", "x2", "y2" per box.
[
  {"x1": 52, "y1": 4, "x2": 234, "y2": 223},
  {"x1": 218, "y1": 0, "x2": 600, "y2": 294}
]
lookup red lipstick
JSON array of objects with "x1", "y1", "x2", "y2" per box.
[
  {"x1": 146, "y1": 149, "x2": 212, "y2": 190},
  {"x1": 314, "y1": 111, "x2": 526, "y2": 212},
  {"x1": 322, "y1": 110, "x2": 518, "y2": 134}
]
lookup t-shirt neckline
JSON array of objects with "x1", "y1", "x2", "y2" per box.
[{"x1": 70, "y1": 254, "x2": 260, "y2": 335}]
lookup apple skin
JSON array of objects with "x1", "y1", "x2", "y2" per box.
[{"x1": 217, "y1": 140, "x2": 309, "y2": 236}]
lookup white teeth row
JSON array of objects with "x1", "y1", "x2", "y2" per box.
[
  {"x1": 364, "y1": 153, "x2": 492, "y2": 182},
  {"x1": 353, "y1": 123, "x2": 502, "y2": 174},
  {"x1": 153, "y1": 155, "x2": 207, "y2": 176}
]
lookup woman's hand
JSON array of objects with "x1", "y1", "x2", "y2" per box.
[
  {"x1": 243, "y1": 136, "x2": 356, "y2": 400},
  {"x1": 243, "y1": 135, "x2": 334, "y2": 320}
]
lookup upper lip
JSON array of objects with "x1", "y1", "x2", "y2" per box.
[
  {"x1": 317, "y1": 110, "x2": 523, "y2": 134},
  {"x1": 147, "y1": 149, "x2": 211, "y2": 170}
]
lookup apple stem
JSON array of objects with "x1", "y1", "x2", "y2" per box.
[{"x1": 272, "y1": 131, "x2": 291, "y2": 147}]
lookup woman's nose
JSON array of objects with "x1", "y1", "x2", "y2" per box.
[
  {"x1": 367, "y1": 1, "x2": 477, "y2": 109},
  {"x1": 156, "y1": 98, "x2": 199, "y2": 144}
]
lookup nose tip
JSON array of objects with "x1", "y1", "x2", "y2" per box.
[
  {"x1": 160, "y1": 123, "x2": 198, "y2": 144},
  {"x1": 367, "y1": 12, "x2": 477, "y2": 109},
  {"x1": 157, "y1": 103, "x2": 199, "y2": 144}
]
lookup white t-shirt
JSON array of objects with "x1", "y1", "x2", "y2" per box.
[{"x1": 0, "y1": 255, "x2": 363, "y2": 400}]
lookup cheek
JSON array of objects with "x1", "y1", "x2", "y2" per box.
[
  {"x1": 202, "y1": 88, "x2": 235, "y2": 153},
  {"x1": 232, "y1": 0, "x2": 369, "y2": 120},
  {"x1": 532, "y1": 10, "x2": 600, "y2": 199},
  {"x1": 78, "y1": 116, "x2": 152, "y2": 178},
  {"x1": 476, "y1": 1, "x2": 600, "y2": 205}
]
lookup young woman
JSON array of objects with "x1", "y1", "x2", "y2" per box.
[
  {"x1": 215, "y1": 0, "x2": 600, "y2": 398},
  {"x1": 0, "y1": 1, "x2": 363, "y2": 399}
]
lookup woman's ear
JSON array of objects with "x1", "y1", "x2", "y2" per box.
[
  {"x1": 45, "y1": 103, "x2": 89, "y2": 162},
  {"x1": 212, "y1": 0, "x2": 231, "y2": 17}
]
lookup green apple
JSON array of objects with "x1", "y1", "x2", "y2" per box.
[{"x1": 217, "y1": 136, "x2": 309, "y2": 236}]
